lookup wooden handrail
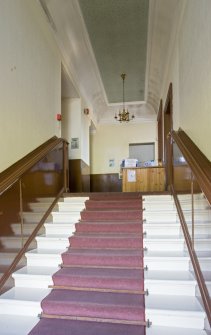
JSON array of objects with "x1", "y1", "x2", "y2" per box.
[
  {"x1": 0, "y1": 137, "x2": 68, "y2": 195},
  {"x1": 172, "y1": 129, "x2": 211, "y2": 204},
  {"x1": 0, "y1": 188, "x2": 64, "y2": 292}
]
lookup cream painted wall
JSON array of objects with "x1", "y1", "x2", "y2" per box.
[
  {"x1": 91, "y1": 122, "x2": 157, "y2": 174},
  {"x1": 62, "y1": 98, "x2": 81, "y2": 160},
  {"x1": 61, "y1": 98, "x2": 90, "y2": 165},
  {"x1": 161, "y1": 0, "x2": 211, "y2": 160},
  {"x1": 0, "y1": 0, "x2": 61, "y2": 172}
]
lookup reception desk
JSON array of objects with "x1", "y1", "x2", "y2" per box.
[{"x1": 122, "y1": 166, "x2": 165, "y2": 192}]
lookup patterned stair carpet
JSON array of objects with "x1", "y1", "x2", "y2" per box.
[{"x1": 29, "y1": 193, "x2": 146, "y2": 335}]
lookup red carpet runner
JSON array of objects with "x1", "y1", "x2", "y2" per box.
[{"x1": 29, "y1": 193, "x2": 146, "y2": 335}]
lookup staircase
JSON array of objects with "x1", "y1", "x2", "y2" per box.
[{"x1": 0, "y1": 193, "x2": 210, "y2": 334}]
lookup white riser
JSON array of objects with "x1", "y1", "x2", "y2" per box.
[
  {"x1": 25, "y1": 250, "x2": 63, "y2": 267},
  {"x1": 58, "y1": 202, "x2": 85, "y2": 211},
  {"x1": 183, "y1": 211, "x2": 211, "y2": 222},
  {"x1": 36, "y1": 197, "x2": 58, "y2": 203},
  {"x1": 145, "y1": 223, "x2": 211, "y2": 237},
  {"x1": 52, "y1": 212, "x2": 81, "y2": 223},
  {"x1": 144, "y1": 224, "x2": 180, "y2": 236},
  {"x1": 144, "y1": 212, "x2": 177, "y2": 223},
  {"x1": 144, "y1": 238, "x2": 184, "y2": 251},
  {"x1": 186, "y1": 224, "x2": 211, "y2": 235},
  {"x1": 0, "y1": 237, "x2": 37, "y2": 249},
  {"x1": 144, "y1": 202, "x2": 209, "y2": 211},
  {"x1": 0, "y1": 253, "x2": 26, "y2": 266},
  {"x1": 190, "y1": 258, "x2": 211, "y2": 271},
  {"x1": 144, "y1": 257, "x2": 190, "y2": 271},
  {"x1": 196, "y1": 282, "x2": 211, "y2": 296},
  {"x1": 35, "y1": 235, "x2": 70, "y2": 249},
  {"x1": 146, "y1": 308, "x2": 205, "y2": 329},
  {"x1": 28, "y1": 203, "x2": 58, "y2": 212},
  {"x1": 12, "y1": 266, "x2": 58, "y2": 289},
  {"x1": 22, "y1": 212, "x2": 52, "y2": 223},
  {"x1": 11, "y1": 223, "x2": 45, "y2": 236},
  {"x1": 146, "y1": 280, "x2": 196, "y2": 296},
  {"x1": 0, "y1": 287, "x2": 50, "y2": 316},
  {"x1": 44, "y1": 223, "x2": 75, "y2": 235},
  {"x1": 178, "y1": 194, "x2": 205, "y2": 201},
  {"x1": 144, "y1": 196, "x2": 173, "y2": 201},
  {"x1": 184, "y1": 240, "x2": 211, "y2": 252},
  {"x1": 63, "y1": 197, "x2": 89, "y2": 203}
]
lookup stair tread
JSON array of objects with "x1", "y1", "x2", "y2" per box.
[
  {"x1": 145, "y1": 270, "x2": 195, "y2": 281},
  {"x1": 145, "y1": 294, "x2": 204, "y2": 313},
  {"x1": 13, "y1": 266, "x2": 59, "y2": 276},
  {"x1": 28, "y1": 318, "x2": 144, "y2": 335},
  {"x1": 26, "y1": 248, "x2": 65, "y2": 256},
  {"x1": 42, "y1": 289, "x2": 145, "y2": 320},
  {"x1": 0, "y1": 287, "x2": 51, "y2": 302},
  {"x1": 64, "y1": 248, "x2": 143, "y2": 256},
  {"x1": 0, "y1": 314, "x2": 39, "y2": 335},
  {"x1": 146, "y1": 325, "x2": 207, "y2": 335}
]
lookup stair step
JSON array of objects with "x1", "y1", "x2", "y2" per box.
[
  {"x1": 62, "y1": 248, "x2": 144, "y2": 268},
  {"x1": 0, "y1": 236, "x2": 37, "y2": 249},
  {"x1": 69, "y1": 234, "x2": 143, "y2": 249},
  {"x1": 22, "y1": 212, "x2": 52, "y2": 223},
  {"x1": 0, "y1": 287, "x2": 51, "y2": 316},
  {"x1": 11, "y1": 223, "x2": 45, "y2": 235},
  {"x1": 144, "y1": 236, "x2": 185, "y2": 251},
  {"x1": 51, "y1": 212, "x2": 81, "y2": 223},
  {"x1": 63, "y1": 197, "x2": 89, "y2": 203},
  {"x1": 0, "y1": 249, "x2": 26, "y2": 266},
  {"x1": 36, "y1": 235, "x2": 70, "y2": 249},
  {"x1": 52, "y1": 267, "x2": 144, "y2": 292},
  {"x1": 75, "y1": 222, "x2": 142, "y2": 233},
  {"x1": 146, "y1": 325, "x2": 207, "y2": 335},
  {"x1": 144, "y1": 211, "x2": 177, "y2": 223},
  {"x1": 57, "y1": 202, "x2": 85, "y2": 211},
  {"x1": 144, "y1": 250, "x2": 190, "y2": 271},
  {"x1": 28, "y1": 318, "x2": 145, "y2": 335},
  {"x1": 145, "y1": 270, "x2": 196, "y2": 296},
  {"x1": 13, "y1": 266, "x2": 59, "y2": 288},
  {"x1": 146, "y1": 294, "x2": 205, "y2": 328},
  {"x1": 36, "y1": 197, "x2": 58, "y2": 203},
  {"x1": 0, "y1": 314, "x2": 39, "y2": 335},
  {"x1": 80, "y1": 210, "x2": 142, "y2": 221},
  {"x1": 44, "y1": 222, "x2": 75, "y2": 235},
  {"x1": 26, "y1": 249, "x2": 64, "y2": 267},
  {"x1": 28, "y1": 202, "x2": 58, "y2": 212},
  {"x1": 85, "y1": 199, "x2": 142, "y2": 210},
  {"x1": 41, "y1": 289, "x2": 145, "y2": 323},
  {"x1": 143, "y1": 222, "x2": 180, "y2": 236}
]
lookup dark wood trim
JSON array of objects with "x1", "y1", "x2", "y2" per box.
[
  {"x1": 90, "y1": 173, "x2": 122, "y2": 192},
  {"x1": 0, "y1": 137, "x2": 68, "y2": 195},
  {"x1": 157, "y1": 99, "x2": 163, "y2": 162},
  {"x1": 69, "y1": 159, "x2": 90, "y2": 192},
  {"x1": 0, "y1": 187, "x2": 64, "y2": 293},
  {"x1": 172, "y1": 129, "x2": 211, "y2": 205},
  {"x1": 164, "y1": 83, "x2": 173, "y2": 189},
  {"x1": 171, "y1": 186, "x2": 211, "y2": 325}
]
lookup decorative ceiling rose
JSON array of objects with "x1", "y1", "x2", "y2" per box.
[{"x1": 114, "y1": 73, "x2": 135, "y2": 122}]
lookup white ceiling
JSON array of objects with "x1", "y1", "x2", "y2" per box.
[{"x1": 39, "y1": 0, "x2": 183, "y2": 125}]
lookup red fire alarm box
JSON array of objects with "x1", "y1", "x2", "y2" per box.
[{"x1": 56, "y1": 114, "x2": 62, "y2": 121}]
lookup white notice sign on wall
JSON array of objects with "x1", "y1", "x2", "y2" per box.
[{"x1": 127, "y1": 170, "x2": 136, "y2": 182}]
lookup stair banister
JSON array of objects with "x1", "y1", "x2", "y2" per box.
[
  {"x1": 169, "y1": 129, "x2": 211, "y2": 326},
  {"x1": 0, "y1": 136, "x2": 69, "y2": 293}
]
